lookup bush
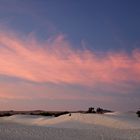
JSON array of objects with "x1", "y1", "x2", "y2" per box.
[
  {"x1": 96, "y1": 107, "x2": 104, "y2": 114},
  {"x1": 87, "y1": 107, "x2": 96, "y2": 113},
  {"x1": 136, "y1": 110, "x2": 140, "y2": 117}
]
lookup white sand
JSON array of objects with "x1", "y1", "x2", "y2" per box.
[{"x1": 0, "y1": 112, "x2": 140, "y2": 140}]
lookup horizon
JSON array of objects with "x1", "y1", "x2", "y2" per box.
[
  {"x1": 0, "y1": 108, "x2": 137, "y2": 112},
  {"x1": 0, "y1": 0, "x2": 140, "y2": 111}
]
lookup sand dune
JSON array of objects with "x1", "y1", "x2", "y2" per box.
[{"x1": 0, "y1": 112, "x2": 140, "y2": 140}]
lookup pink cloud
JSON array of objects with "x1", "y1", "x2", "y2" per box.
[{"x1": 0, "y1": 31, "x2": 140, "y2": 87}]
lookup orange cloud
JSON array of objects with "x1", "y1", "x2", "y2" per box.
[{"x1": 0, "y1": 31, "x2": 140, "y2": 87}]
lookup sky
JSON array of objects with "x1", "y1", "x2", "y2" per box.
[{"x1": 0, "y1": 0, "x2": 140, "y2": 111}]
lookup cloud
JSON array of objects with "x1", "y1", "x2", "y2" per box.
[{"x1": 0, "y1": 31, "x2": 140, "y2": 88}]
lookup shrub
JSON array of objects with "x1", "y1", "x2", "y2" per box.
[
  {"x1": 96, "y1": 107, "x2": 104, "y2": 114},
  {"x1": 136, "y1": 110, "x2": 140, "y2": 117},
  {"x1": 87, "y1": 107, "x2": 96, "y2": 113}
]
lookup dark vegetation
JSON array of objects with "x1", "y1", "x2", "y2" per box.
[
  {"x1": 0, "y1": 108, "x2": 139, "y2": 118},
  {"x1": 54, "y1": 111, "x2": 70, "y2": 117},
  {"x1": 0, "y1": 112, "x2": 12, "y2": 117},
  {"x1": 87, "y1": 107, "x2": 113, "y2": 114},
  {"x1": 136, "y1": 110, "x2": 140, "y2": 117},
  {"x1": 0, "y1": 107, "x2": 112, "y2": 118},
  {"x1": 38, "y1": 111, "x2": 69, "y2": 117},
  {"x1": 87, "y1": 107, "x2": 96, "y2": 113},
  {"x1": 0, "y1": 110, "x2": 70, "y2": 117},
  {"x1": 0, "y1": 107, "x2": 118, "y2": 118}
]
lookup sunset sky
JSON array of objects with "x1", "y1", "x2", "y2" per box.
[{"x1": 0, "y1": 0, "x2": 140, "y2": 111}]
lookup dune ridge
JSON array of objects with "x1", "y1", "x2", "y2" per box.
[
  {"x1": 0, "y1": 112, "x2": 140, "y2": 140},
  {"x1": 2, "y1": 112, "x2": 140, "y2": 129}
]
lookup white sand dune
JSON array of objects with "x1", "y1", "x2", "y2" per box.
[{"x1": 0, "y1": 112, "x2": 140, "y2": 140}]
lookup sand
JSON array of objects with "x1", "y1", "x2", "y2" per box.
[{"x1": 0, "y1": 112, "x2": 139, "y2": 140}]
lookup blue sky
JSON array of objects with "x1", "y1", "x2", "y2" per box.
[
  {"x1": 0, "y1": 0, "x2": 140, "y2": 111},
  {"x1": 1, "y1": 0, "x2": 140, "y2": 51}
]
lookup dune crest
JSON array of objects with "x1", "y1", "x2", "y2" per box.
[{"x1": 2, "y1": 112, "x2": 140, "y2": 129}]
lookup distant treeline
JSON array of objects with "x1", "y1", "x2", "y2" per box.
[
  {"x1": 0, "y1": 108, "x2": 112, "y2": 118},
  {"x1": 0, "y1": 108, "x2": 139, "y2": 118},
  {"x1": 30, "y1": 111, "x2": 70, "y2": 117},
  {"x1": 0, "y1": 110, "x2": 70, "y2": 117},
  {"x1": 86, "y1": 107, "x2": 112, "y2": 114}
]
